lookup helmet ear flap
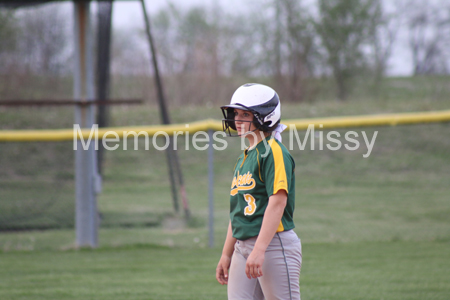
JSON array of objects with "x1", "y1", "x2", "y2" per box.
[{"x1": 261, "y1": 100, "x2": 281, "y2": 131}]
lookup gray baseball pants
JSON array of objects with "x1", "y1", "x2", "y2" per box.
[{"x1": 227, "y1": 230, "x2": 302, "y2": 300}]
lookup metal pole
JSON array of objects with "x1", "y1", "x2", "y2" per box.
[
  {"x1": 208, "y1": 130, "x2": 214, "y2": 248},
  {"x1": 96, "y1": 0, "x2": 113, "y2": 175},
  {"x1": 165, "y1": 146, "x2": 179, "y2": 213},
  {"x1": 140, "y1": 0, "x2": 170, "y2": 125},
  {"x1": 140, "y1": 0, "x2": 191, "y2": 218},
  {"x1": 74, "y1": 1, "x2": 98, "y2": 248},
  {"x1": 140, "y1": 0, "x2": 178, "y2": 212}
]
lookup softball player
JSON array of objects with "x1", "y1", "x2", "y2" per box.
[{"x1": 216, "y1": 83, "x2": 302, "y2": 300}]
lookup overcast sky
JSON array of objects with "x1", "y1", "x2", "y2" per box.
[{"x1": 109, "y1": 0, "x2": 412, "y2": 76}]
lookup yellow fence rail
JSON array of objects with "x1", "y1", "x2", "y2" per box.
[{"x1": 1, "y1": 110, "x2": 450, "y2": 142}]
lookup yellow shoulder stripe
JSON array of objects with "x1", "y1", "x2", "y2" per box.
[{"x1": 269, "y1": 139, "x2": 288, "y2": 195}]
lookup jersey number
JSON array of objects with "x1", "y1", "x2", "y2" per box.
[{"x1": 244, "y1": 194, "x2": 257, "y2": 216}]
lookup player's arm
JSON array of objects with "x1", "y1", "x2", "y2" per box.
[
  {"x1": 216, "y1": 220, "x2": 236, "y2": 285},
  {"x1": 245, "y1": 190, "x2": 287, "y2": 279}
]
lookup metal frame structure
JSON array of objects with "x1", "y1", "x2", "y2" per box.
[
  {"x1": 0, "y1": 0, "x2": 194, "y2": 248},
  {"x1": 0, "y1": 0, "x2": 112, "y2": 248},
  {"x1": 72, "y1": 1, "x2": 98, "y2": 248}
]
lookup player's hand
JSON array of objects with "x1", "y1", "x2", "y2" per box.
[
  {"x1": 216, "y1": 255, "x2": 231, "y2": 285},
  {"x1": 245, "y1": 248, "x2": 265, "y2": 279}
]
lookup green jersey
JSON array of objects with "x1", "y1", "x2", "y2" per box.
[{"x1": 229, "y1": 135, "x2": 296, "y2": 240}]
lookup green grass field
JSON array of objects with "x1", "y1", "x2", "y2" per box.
[
  {"x1": 1, "y1": 241, "x2": 449, "y2": 300},
  {"x1": 0, "y1": 76, "x2": 449, "y2": 299}
]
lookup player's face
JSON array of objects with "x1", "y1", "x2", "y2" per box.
[{"x1": 234, "y1": 108, "x2": 257, "y2": 136}]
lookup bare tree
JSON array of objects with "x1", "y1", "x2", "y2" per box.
[
  {"x1": 145, "y1": 1, "x2": 318, "y2": 102},
  {"x1": 368, "y1": 0, "x2": 399, "y2": 86},
  {"x1": 0, "y1": 10, "x2": 19, "y2": 73},
  {"x1": 15, "y1": 3, "x2": 71, "y2": 75},
  {"x1": 111, "y1": 26, "x2": 150, "y2": 76},
  {"x1": 150, "y1": 4, "x2": 227, "y2": 104},
  {"x1": 0, "y1": 10, "x2": 17, "y2": 53},
  {"x1": 279, "y1": 0, "x2": 317, "y2": 101},
  {"x1": 315, "y1": 0, "x2": 381, "y2": 101},
  {"x1": 0, "y1": 10, "x2": 19, "y2": 98},
  {"x1": 151, "y1": 5, "x2": 220, "y2": 77},
  {"x1": 220, "y1": 12, "x2": 261, "y2": 76},
  {"x1": 238, "y1": 0, "x2": 317, "y2": 101},
  {"x1": 404, "y1": 0, "x2": 450, "y2": 75}
]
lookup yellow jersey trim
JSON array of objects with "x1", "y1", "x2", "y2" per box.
[
  {"x1": 269, "y1": 139, "x2": 288, "y2": 195},
  {"x1": 240, "y1": 151, "x2": 248, "y2": 168},
  {"x1": 276, "y1": 220, "x2": 285, "y2": 232}
]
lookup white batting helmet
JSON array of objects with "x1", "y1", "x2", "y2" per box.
[{"x1": 221, "y1": 83, "x2": 281, "y2": 134}]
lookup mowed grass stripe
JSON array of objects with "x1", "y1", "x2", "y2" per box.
[{"x1": 1, "y1": 241, "x2": 449, "y2": 300}]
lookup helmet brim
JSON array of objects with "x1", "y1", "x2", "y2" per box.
[{"x1": 219, "y1": 103, "x2": 252, "y2": 111}]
